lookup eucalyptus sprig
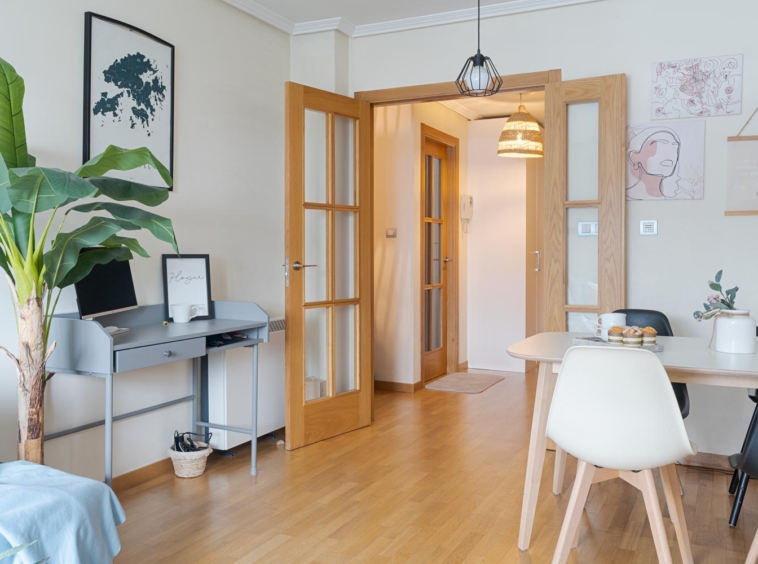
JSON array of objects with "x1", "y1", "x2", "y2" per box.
[{"x1": 693, "y1": 270, "x2": 739, "y2": 321}]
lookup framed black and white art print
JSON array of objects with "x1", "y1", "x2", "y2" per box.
[
  {"x1": 162, "y1": 255, "x2": 215, "y2": 321},
  {"x1": 84, "y1": 12, "x2": 174, "y2": 189}
]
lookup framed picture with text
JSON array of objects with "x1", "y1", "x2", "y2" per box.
[
  {"x1": 162, "y1": 255, "x2": 214, "y2": 321},
  {"x1": 83, "y1": 12, "x2": 175, "y2": 189}
]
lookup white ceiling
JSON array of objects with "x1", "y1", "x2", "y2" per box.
[
  {"x1": 439, "y1": 89, "x2": 545, "y2": 123},
  {"x1": 224, "y1": 0, "x2": 602, "y2": 37}
]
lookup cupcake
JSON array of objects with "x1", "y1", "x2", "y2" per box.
[
  {"x1": 608, "y1": 326, "x2": 625, "y2": 345},
  {"x1": 622, "y1": 326, "x2": 643, "y2": 347},
  {"x1": 641, "y1": 326, "x2": 657, "y2": 346}
]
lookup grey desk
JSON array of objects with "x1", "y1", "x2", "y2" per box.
[{"x1": 46, "y1": 301, "x2": 269, "y2": 485}]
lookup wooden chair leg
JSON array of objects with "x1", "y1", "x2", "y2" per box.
[
  {"x1": 622, "y1": 469, "x2": 674, "y2": 564},
  {"x1": 675, "y1": 465, "x2": 684, "y2": 497},
  {"x1": 729, "y1": 472, "x2": 750, "y2": 527},
  {"x1": 660, "y1": 464, "x2": 693, "y2": 564},
  {"x1": 554, "y1": 446, "x2": 567, "y2": 495},
  {"x1": 747, "y1": 527, "x2": 758, "y2": 564},
  {"x1": 552, "y1": 459, "x2": 595, "y2": 564}
]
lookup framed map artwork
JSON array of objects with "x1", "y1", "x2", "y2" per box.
[{"x1": 83, "y1": 12, "x2": 175, "y2": 189}]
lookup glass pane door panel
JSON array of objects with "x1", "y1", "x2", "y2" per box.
[
  {"x1": 433, "y1": 157, "x2": 442, "y2": 219},
  {"x1": 305, "y1": 209, "x2": 328, "y2": 303},
  {"x1": 304, "y1": 110, "x2": 327, "y2": 204},
  {"x1": 567, "y1": 207, "x2": 599, "y2": 306},
  {"x1": 432, "y1": 223, "x2": 441, "y2": 284},
  {"x1": 567, "y1": 312, "x2": 599, "y2": 332},
  {"x1": 567, "y1": 102, "x2": 599, "y2": 201},
  {"x1": 335, "y1": 211, "x2": 356, "y2": 300},
  {"x1": 425, "y1": 155, "x2": 433, "y2": 217},
  {"x1": 305, "y1": 307, "x2": 329, "y2": 402},
  {"x1": 424, "y1": 288, "x2": 443, "y2": 352},
  {"x1": 334, "y1": 116, "x2": 356, "y2": 206},
  {"x1": 335, "y1": 305, "x2": 356, "y2": 395}
]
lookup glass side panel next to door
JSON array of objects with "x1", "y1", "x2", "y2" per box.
[
  {"x1": 566, "y1": 207, "x2": 598, "y2": 306},
  {"x1": 567, "y1": 102, "x2": 599, "y2": 201}
]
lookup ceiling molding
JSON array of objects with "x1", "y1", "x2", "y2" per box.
[
  {"x1": 438, "y1": 100, "x2": 483, "y2": 121},
  {"x1": 224, "y1": 0, "x2": 602, "y2": 38},
  {"x1": 222, "y1": 0, "x2": 295, "y2": 34},
  {"x1": 293, "y1": 17, "x2": 356, "y2": 37}
]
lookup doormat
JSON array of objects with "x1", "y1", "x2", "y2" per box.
[{"x1": 425, "y1": 372, "x2": 504, "y2": 394}]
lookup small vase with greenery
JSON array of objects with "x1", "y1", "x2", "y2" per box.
[
  {"x1": 693, "y1": 270, "x2": 740, "y2": 321},
  {"x1": 0, "y1": 57, "x2": 178, "y2": 464}
]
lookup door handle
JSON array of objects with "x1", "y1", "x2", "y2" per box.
[
  {"x1": 292, "y1": 261, "x2": 317, "y2": 271},
  {"x1": 533, "y1": 250, "x2": 541, "y2": 272},
  {"x1": 444, "y1": 257, "x2": 453, "y2": 263}
]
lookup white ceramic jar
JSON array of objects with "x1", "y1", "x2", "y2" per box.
[{"x1": 714, "y1": 310, "x2": 757, "y2": 354}]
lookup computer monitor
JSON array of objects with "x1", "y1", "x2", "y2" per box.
[{"x1": 74, "y1": 248, "x2": 139, "y2": 319}]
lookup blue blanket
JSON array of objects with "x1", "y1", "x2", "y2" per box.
[{"x1": 0, "y1": 462, "x2": 125, "y2": 564}]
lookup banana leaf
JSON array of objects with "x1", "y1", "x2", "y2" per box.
[
  {"x1": 100, "y1": 234, "x2": 149, "y2": 257},
  {"x1": 77, "y1": 145, "x2": 172, "y2": 187},
  {"x1": 0, "y1": 154, "x2": 10, "y2": 213},
  {"x1": 87, "y1": 176, "x2": 169, "y2": 207},
  {"x1": 0, "y1": 57, "x2": 29, "y2": 169},
  {"x1": 59, "y1": 246, "x2": 133, "y2": 288},
  {"x1": 43, "y1": 217, "x2": 125, "y2": 289},
  {"x1": 66, "y1": 202, "x2": 178, "y2": 252},
  {"x1": 8, "y1": 167, "x2": 97, "y2": 213}
]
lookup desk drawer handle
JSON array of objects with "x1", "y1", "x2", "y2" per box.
[{"x1": 164, "y1": 350, "x2": 173, "y2": 358}]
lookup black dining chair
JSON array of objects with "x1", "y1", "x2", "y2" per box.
[
  {"x1": 727, "y1": 326, "x2": 758, "y2": 527},
  {"x1": 614, "y1": 309, "x2": 690, "y2": 419},
  {"x1": 728, "y1": 391, "x2": 758, "y2": 527}
]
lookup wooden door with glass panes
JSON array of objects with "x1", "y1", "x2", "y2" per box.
[{"x1": 284, "y1": 82, "x2": 372, "y2": 450}]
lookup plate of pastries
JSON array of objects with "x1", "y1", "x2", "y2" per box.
[{"x1": 608, "y1": 326, "x2": 658, "y2": 347}]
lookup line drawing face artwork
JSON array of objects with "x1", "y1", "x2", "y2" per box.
[
  {"x1": 626, "y1": 121, "x2": 705, "y2": 201},
  {"x1": 652, "y1": 55, "x2": 742, "y2": 120}
]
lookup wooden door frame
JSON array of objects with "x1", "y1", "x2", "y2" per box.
[
  {"x1": 420, "y1": 124, "x2": 459, "y2": 383},
  {"x1": 355, "y1": 70, "x2": 561, "y2": 390}
]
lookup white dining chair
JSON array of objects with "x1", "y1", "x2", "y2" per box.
[{"x1": 546, "y1": 346, "x2": 697, "y2": 564}]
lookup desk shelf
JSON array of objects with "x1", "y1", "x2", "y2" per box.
[{"x1": 206, "y1": 338, "x2": 264, "y2": 354}]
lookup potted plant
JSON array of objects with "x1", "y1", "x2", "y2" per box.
[
  {"x1": 0, "y1": 57, "x2": 178, "y2": 463},
  {"x1": 693, "y1": 270, "x2": 756, "y2": 354}
]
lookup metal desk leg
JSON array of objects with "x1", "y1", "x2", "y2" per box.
[
  {"x1": 251, "y1": 344, "x2": 258, "y2": 476},
  {"x1": 192, "y1": 357, "x2": 200, "y2": 438},
  {"x1": 105, "y1": 372, "x2": 113, "y2": 486}
]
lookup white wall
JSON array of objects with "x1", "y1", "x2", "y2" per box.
[
  {"x1": 374, "y1": 102, "x2": 468, "y2": 385},
  {"x1": 467, "y1": 119, "x2": 527, "y2": 372},
  {"x1": 0, "y1": 0, "x2": 289, "y2": 477},
  {"x1": 354, "y1": 0, "x2": 758, "y2": 454}
]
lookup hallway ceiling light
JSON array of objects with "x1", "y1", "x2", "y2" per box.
[
  {"x1": 497, "y1": 96, "x2": 544, "y2": 158},
  {"x1": 455, "y1": 0, "x2": 502, "y2": 97}
]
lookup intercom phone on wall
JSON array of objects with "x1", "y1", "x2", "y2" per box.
[
  {"x1": 460, "y1": 194, "x2": 473, "y2": 233},
  {"x1": 460, "y1": 194, "x2": 474, "y2": 219}
]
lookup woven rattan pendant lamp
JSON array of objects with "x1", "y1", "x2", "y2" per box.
[{"x1": 497, "y1": 94, "x2": 544, "y2": 158}]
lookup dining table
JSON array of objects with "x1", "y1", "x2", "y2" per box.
[{"x1": 506, "y1": 331, "x2": 758, "y2": 552}]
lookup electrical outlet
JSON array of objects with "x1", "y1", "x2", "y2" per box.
[
  {"x1": 640, "y1": 220, "x2": 658, "y2": 236},
  {"x1": 386, "y1": 228, "x2": 397, "y2": 238}
]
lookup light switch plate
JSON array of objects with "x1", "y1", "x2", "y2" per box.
[
  {"x1": 577, "y1": 221, "x2": 599, "y2": 237},
  {"x1": 386, "y1": 228, "x2": 397, "y2": 238},
  {"x1": 640, "y1": 220, "x2": 658, "y2": 235}
]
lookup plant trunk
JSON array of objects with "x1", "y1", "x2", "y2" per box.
[{"x1": 16, "y1": 291, "x2": 47, "y2": 463}]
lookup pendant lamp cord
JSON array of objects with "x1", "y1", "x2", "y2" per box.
[{"x1": 477, "y1": 0, "x2": 481, "y2": 53}]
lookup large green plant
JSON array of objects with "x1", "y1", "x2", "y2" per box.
[{"x1": 0, "y1": 57, "x2": 177, "y2": 463}]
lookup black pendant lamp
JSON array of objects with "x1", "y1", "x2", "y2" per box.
[{"x1": 455, "y1": 0, "x2": 502, "y2": 97}]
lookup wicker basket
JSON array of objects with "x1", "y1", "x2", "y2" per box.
[{"x1": 167, "y1": 442, "x2": 212, "y2": 478}]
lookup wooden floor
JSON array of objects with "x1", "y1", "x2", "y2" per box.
[{"x1": 116, "y1": 371, "x2": 758, "y2": 563}]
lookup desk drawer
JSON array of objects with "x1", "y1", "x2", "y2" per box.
[{"x1": 114, "y1": 338, "x2": 205, "y2": 373}]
